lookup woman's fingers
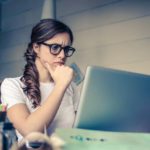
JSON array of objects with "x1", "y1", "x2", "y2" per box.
[{"x1": 44, "y1": 62, "x2": 74, "y2": 87}]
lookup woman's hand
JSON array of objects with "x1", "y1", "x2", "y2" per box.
[{"x1": 45, "y1": 63, "x2": 74, "y2": 87}]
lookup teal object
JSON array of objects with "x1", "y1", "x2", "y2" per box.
[
  {"x1": 70, "y1": 63, "x2": 84, "y2": 85},
  {"x1": 55, "y1": 128, "x2": 150, "y2": 150}
]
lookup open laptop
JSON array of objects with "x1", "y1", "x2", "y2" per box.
[{"x1": 73, "y1": 66, "x2": 150, "y2": 132}]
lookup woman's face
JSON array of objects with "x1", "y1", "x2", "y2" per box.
[{"x1": 34, "y1": 32, "x2": 71, "y2": 70}]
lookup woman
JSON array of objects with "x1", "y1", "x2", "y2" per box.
[{"x1": 1, "y1": 18, "x2": 79, "y2": 142}]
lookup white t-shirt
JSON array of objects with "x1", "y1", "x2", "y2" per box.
[{"x1": 1, "y1": 77, "x2": 80, "y2": 142}]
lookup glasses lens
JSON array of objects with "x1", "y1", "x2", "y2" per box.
[
  {"x1": 64, "y1": 47, "x2": 75, "y2": 57},
  {"x1": 50, "y1": 44, "x2": 61, "y2": 55}
]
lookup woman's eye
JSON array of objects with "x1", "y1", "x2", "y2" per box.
[{"x1": 51, "y1": 44, "x2": 60, "y2": 51}]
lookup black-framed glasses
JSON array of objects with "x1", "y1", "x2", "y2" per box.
[{"x1": 41, "y1": 42, "x2": 76, "y2": 57}]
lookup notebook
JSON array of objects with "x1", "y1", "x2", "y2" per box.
[{"x1": 73, "y1": 66, "x2": 150, "y2": 132}]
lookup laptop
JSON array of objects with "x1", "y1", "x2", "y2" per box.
[{"x1": 74, "y1": 66, "x2": 150, "y2": 132}]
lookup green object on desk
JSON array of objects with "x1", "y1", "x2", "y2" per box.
[
  {"x1": 55, "y1": 128, "x2": 150, "y2": 150},
  {"x1": 0, "y1": 104, "x2": 3, "y2": 111}
]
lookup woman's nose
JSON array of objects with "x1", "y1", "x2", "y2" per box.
[{"x1": 58, "y1": 49, "x2": 66, "y2": 58}]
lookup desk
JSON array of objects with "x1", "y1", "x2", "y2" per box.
[{"x1": 55, "y1": 128, "x2": 150, "y2": 150}]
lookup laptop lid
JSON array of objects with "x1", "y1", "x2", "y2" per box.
[{"x1": 74, "y1": 66, "x2": 150, "y2": 132}]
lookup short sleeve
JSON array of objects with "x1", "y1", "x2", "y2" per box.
[
  {"x1": 1, "y1": 78, "x2": 26, "y2": 109},
  {"x1": 71, "y1": 82, "x2": 80, "y2": 111}
]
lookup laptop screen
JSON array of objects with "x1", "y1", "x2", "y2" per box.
[{"x1": 74, "y1": 66, "x2": 150, "y2": 132}]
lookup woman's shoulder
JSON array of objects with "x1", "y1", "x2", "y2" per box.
[
  {"x1": 3, "y1": 76, "x2": 22, "y2": 82},
  {"x1": 1, "y1": 76, "x2": 27, "y2": 109},
  {"x1": 1, "y1": 76, "x2": 23, "y2": 89}
]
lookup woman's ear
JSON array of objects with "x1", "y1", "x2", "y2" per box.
[{"x1": 33, "y1": 43, "x2": 40, "y2": 54}]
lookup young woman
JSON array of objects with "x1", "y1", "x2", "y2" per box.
[{"x1": 1, "y1": 19, "x2": 79, "y2": 142}]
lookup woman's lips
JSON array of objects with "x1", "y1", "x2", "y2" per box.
[{"x1": 54, "y1": 62, "x2": 65, "y2": 66}]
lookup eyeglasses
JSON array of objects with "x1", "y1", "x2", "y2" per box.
[{"x1": 41, "y1": 42, "x2": 76, "y2": 57}]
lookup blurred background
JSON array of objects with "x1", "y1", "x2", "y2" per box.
[{"x1": 0, "y1": 0, "x2": 150, "y2": 82}]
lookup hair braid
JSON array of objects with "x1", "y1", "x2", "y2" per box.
[{"x1": 21, "y1": 43, "x2": 41, "y2": 108}]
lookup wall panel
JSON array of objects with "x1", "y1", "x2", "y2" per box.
[
  {"x1": 60, "y1": 0, "x2": 150, "y2": 32},
  {"x1": 0, "y1": 44, "x2": 26, "y2": 63},
  {"x1": 73, "y1": 16, "x2": 150, "y2": 50},
  {"x1": 0, "y1": 26, "x2": 32, "y2": 49},
  {"x1": 57, "y1": 0, "x2": 119, "y2": 17},
  {"x1": 0, "y1": 0, "x2": 45, "y2": 80},
  {"x1": 2, "y1": 7, "x2": 42, "y2": 31},
  {"x1": 0, "y1": 60, "x2": 25, "y2": 81}
]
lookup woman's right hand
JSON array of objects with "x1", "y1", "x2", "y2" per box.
[{"x1": 45, "y1": 62, "x2": 74, "y2": 88}]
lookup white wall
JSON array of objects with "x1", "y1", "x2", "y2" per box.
[
  {"x1": 0, "y1": 0, "x2": 150, "y2": 81},
  {"x1": 57, "y1": 0, "x2": 150, "y2": 75}
]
